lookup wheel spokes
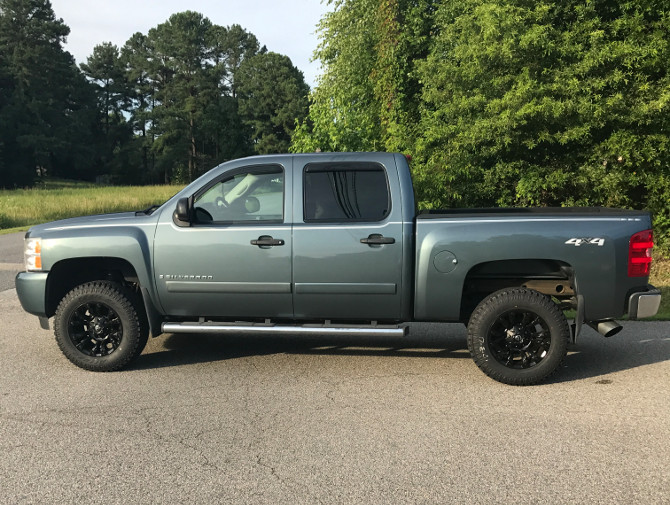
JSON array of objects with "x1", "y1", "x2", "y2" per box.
[
  {"x1": 68, "y1": 301, "x2": 123, "y2": 357},
  {"x1": 488, "y1": 309, "x2": 551, "y2": 369}
]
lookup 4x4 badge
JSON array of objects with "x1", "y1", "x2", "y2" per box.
[{"x1": 565, "y1": 238, "x2": 605, "y2": 247}]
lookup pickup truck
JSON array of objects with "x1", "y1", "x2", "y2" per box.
[{"x1": 15, "y1": 152, "x2": 662, "y2": 384}]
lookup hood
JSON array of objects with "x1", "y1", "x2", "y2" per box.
[{"x1": 26, "y1": 211, "x2": 158, "y2": 237}]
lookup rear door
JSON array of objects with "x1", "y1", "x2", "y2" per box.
[{"x1": 292, "y1": 155, "x2": 404, "y2": 320}]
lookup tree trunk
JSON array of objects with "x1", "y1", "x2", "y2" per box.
[{"x1": 189, "y1": 113, "x2": 196, "y2": 181}]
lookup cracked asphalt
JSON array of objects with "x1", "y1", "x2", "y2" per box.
[{"x1": 1, "y1": 232, "x2": 669, "y2": 504}]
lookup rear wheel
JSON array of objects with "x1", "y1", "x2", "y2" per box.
[
  {"x1": 467, "y1": 288, "x2": 569, "y2": 385},
  {"x1": 54, "y1": 281, "x2": 148, "y2": 371}
]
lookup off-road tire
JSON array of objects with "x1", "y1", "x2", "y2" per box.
[
  {"x1": 54, "y1": 281, "x2": 148, "y2": 371},
  {"x1": 467, "y1": 288, "x2": 569, "y2": 385}
]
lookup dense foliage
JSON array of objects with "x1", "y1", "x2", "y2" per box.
[
  {"x1": 293, "y1": 0, "x2": 670, "y2": 252},
  {"x1": 0, "y1": 1, "x2": 309, "y2": 187},
  {"x1": 0, "y1": 0, "x2": 98, "y2": 187}
]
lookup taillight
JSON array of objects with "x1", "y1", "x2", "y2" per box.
[{"x1": 628, "y1": 230, "x2": 653, "y2": 277}]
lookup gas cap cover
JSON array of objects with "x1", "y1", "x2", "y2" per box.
[{"x1": 434, "y1": 250, "x2": 458, "y2": 274}]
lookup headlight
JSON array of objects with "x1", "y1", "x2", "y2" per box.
[{"x1": 24, "y1": 238, "x2": 42, "y2": 271}]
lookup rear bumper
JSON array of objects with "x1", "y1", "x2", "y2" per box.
[
  {"x1": 628, "y1": 285, "x2": 662, "y2": 319},
  {"x1": 15, "y1": 271, "x2": 48, "y2": 318}
]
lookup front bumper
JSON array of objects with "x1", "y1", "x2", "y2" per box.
[
  {"x1": 628, "y1": 285, "x2": 662, "y2": 319},
  {"x1": 15, "y1": 271, "x2": 48, "y2": 318}
]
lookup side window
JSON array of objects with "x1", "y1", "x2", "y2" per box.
[
  {"x1": 193, "y1": 165, "x2": 284, "y2": 224},
  {"x1": 303, "y1": 163, "x2": 390, "y2": 222}
]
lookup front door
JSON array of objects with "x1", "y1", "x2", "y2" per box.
[{"x1": 153, "y1": 162, "x2": 293, "y2": 318}]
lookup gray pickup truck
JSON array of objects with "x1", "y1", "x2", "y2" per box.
[{"x1": 15, "y1": 152, "x2": 661, "y2": 384}]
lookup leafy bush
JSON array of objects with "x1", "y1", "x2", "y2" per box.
[{"x1": 294, "y1": 0, "x2": 670, "y2": 251}]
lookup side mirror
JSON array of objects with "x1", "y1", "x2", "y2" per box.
[{"x1": 173, "y1": 198, "x2": 190, "y2": 226}]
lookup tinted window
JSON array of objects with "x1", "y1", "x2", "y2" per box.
[
  {"x1": 194, "y1": 166, "x2": 284, "y2": 223},
  {"x1": 303, "y1": 163, "x2": 390, "y2": 222}
]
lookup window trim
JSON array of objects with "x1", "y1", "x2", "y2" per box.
[
  {"x1": 302, "y1": 162, "x2": 392, "y2": 223},
  {"x1": 192, "y1": 163, "x2": 286, "y2": 226}
]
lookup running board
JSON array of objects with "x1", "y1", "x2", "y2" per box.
[{"x1": 162, "y1": 321, "x2": 407, "y2": 338}]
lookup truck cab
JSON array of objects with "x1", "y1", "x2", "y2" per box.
[{"x1": 156, "y1": 152, "x2": 413, "y2": 321}]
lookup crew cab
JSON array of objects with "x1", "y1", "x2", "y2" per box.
[{"x1": 15, "y1": 152, "x2": 662, "y2": 384}]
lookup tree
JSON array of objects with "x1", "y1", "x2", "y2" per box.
[
  {"x1": 121, "y1": 32, "x2": 156, "y2": 183},
  {"x1": 296, "y1": 0, "x2": 670, "y2": 251},
  {"x1": 415, "y1": 0, "x2": 670, "y2": 213},
  {"x1": 0, "y1": 0, "x2": 97, "y2": 186},
  {"x1": 291, "y1": 0, "x2": 436, "y2": 153},
  {"x1": 81, "y1": 43, "x2": 129, "y2": 134},
  {"x1": 210, "y1": 23, "x2": 264, "y2": 98},
  {"x1": 81, "y1": 42, "x2": 134, "y2": 180},
  {"x1": 204, "y1": 24, "x2": 264, "y2": 162},
  {"x1": 291, "y1": 0, "x2": 381, "y2": 152},
  {"x1": 0, "y1": 39, "x2": 15, "y2": 183},
  {"x1": 237, "y1": 52, "x2": 309, "y2": 154},
  {"x1": 137, "y1": 14, "x2": 266, "y2": 182},
  {"x1": 146, "y1": 11, "x2": 219, "y2": 181}
]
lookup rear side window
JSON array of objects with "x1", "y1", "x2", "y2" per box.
[{"x1": 303, "y1": 163, "x2": 390, "y2": 222}]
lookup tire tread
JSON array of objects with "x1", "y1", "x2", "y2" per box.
[
  {"x1": 54, "y1": 281, "x2": 147, "y2": 372},
  {"x1": 466, "y1": 287, "x2": 569, "y2": 385}
]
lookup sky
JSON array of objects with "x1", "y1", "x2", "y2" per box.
[{"x1": 49, "y1": 0, "x2": 331, "y2": 88}]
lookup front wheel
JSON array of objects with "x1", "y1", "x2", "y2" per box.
[
  {"x1": 54, "y1": 281, "x2": 148, "y2": 371},
  {"x1": 467, "y1": 288, "x2": 569, "y2": 385}
]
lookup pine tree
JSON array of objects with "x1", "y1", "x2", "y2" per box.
[
  {"x1": 237, "y1": 52, "x2": 309, "y2": 154},
  {"x1": 0, "y1": 0, "x2": 97, "y2": 186}
]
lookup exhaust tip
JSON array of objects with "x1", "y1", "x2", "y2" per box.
[{"x1": 588, "y1": 320, "x2": 623, "y2": 338}]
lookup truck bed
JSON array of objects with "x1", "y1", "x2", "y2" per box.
[
  {"x1": 418, "y1": 207, "x2": 650, "y2": 218},
  {"x1": 414, "y1": 206, "x2": 653, "y2": 322}
]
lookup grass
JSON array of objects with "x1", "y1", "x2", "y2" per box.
[
  {"x1": 0, "y1": 226, "x2": 30, "y2": 236},
  {"x1": 0, "y1": 179, "x2": 184, "y2": 230},
  {"x1": 649, "y1": 255, "x2": 670, "y2": 320}
]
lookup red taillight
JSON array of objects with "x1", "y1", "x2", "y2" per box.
[{"x1": 628, "y1": 229, "x2": 653, "y2": 277}]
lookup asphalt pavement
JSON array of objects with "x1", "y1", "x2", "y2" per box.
[
  {"x1": 0, "y1": 232, "x2": 24, "y2": 291},
  {"x1": 1, "y1": 232, "x2": 669, "y2": 504}
]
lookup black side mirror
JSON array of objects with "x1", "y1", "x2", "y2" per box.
[{"x1": 173, "y1": 197, "x2": 191, "y2": 226}]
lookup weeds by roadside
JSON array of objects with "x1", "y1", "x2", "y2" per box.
[
  {"x1": 0, "y1": 181, "x2": 183, "y2": 230},
  {"x1": 649, "y1": 256, "x2": 670, "y2": 320}
]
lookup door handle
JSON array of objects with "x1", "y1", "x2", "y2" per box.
[
  {"x1": 251, "y1": 235, "x2": 285, "y2": 247},
  {"x1": 360, "y1": 234, "x2": 395, "y2": 245}
]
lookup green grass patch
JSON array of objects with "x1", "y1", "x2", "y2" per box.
[
  {"x1": 649, "y1": 256, "x2": 670, "y2": 320},
  {"x1": 0, "y1": 180, "x2": 184, "y2": 230},
  {"x1": 0, "y1": 226, "x2": 30, "y2": 236}
]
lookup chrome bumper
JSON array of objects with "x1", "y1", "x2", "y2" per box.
[{"x1": 628, "y1": 285, "x2": 662, "y2": 319}]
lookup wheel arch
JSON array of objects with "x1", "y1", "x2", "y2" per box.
[
  {"x1": 46, "y1": 257, "x2": 142, "y2": 317},
  {"x1": 460, "y1": 258, "x2": 576, "y2": 321}
]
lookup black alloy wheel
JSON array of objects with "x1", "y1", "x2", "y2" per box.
[
  {"x1": 487, "y1": 309, "x2": 552, "y2": 369},
  {"x1": 54, "y1": 281, "x2": 148, "y2": 371},
  {"x1": 67, "y1": 301, "x2": 123, "y2": 357},
  {"x1": 467, "y1": 287, "x2": 569, "y2": 385}
]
